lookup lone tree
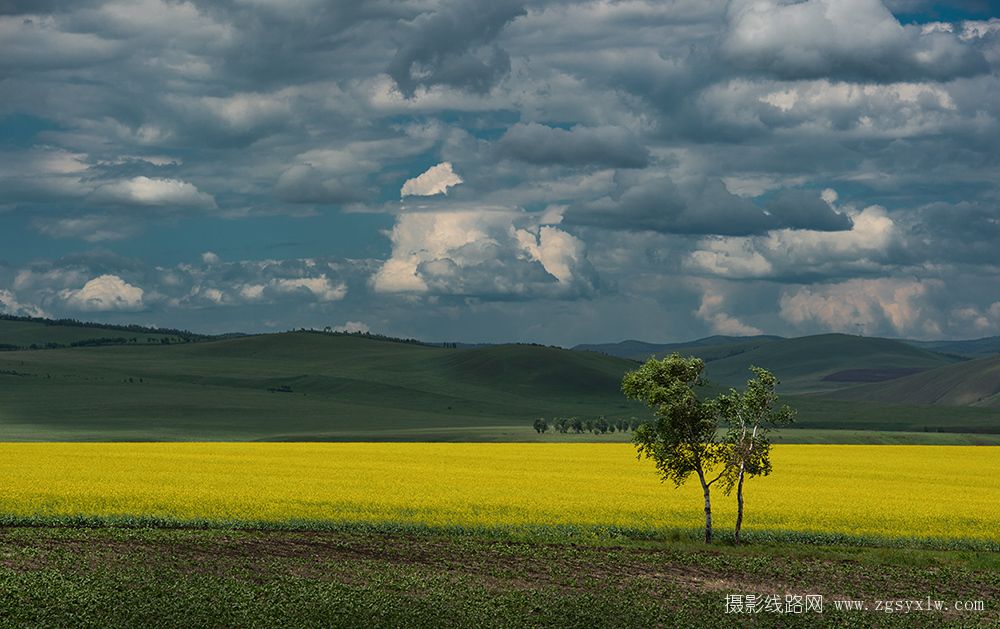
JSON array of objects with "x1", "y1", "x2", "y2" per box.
[
  {"x1": 716, "y1": 366, "x2": 795, "y2": 546},
  {"x1": 622, "y1": 354, "x2": 730, "y2": 544}
]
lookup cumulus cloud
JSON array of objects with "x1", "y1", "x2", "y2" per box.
[
  {"x1": 949, "y1": 302, "x2": 1000, "y2": 335},
  {"x1": 695, "y1": 286, "x2": 764, "y2": 336},
  {"x1": 176, "y1": 259, "x2": 350, "y2": 308},
  {"x1": 400, "y1": 163, "x2": 464, "y2": 198},
  {"x1": 495, "y1": 123, "x2": 650, "y2": 168},
  {"x1": 372, "y1": 209, "x2": 597, "y2": 299},
  {"x1": 779, "y1": 277, "x2": 945, "y2": 337},
  {"x1": 59, "y1": 275, "x2": 145, "y2": 312},
  {"x1": 272, "y1": 277, "x2": 347, "y2": 302},
  {"x1": 88, "y1": 176, "x2": 217, "y2": 210},
  {"x1": 718, "y1": 0, "x2": 990, "y2": 82},
  {"x1": 0, "y1": 289, "x2": 49, "y2": 318},
  {"x1": 686, "y1": 204, "x2": 901, "y2": 279}
]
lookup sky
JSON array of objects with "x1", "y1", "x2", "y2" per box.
[{"x1": 1, "y1": 0, "x2": 999, "y2": 346}]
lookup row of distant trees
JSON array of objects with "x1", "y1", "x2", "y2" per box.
[
  {"x1": 0, "y1": 313, "x2": 206, "y2": 341},
  {"x1": 0, "y1": 337, "x2": 184, "y2": 352},
  {"x1": 532, "y1": 416, "x2": 644, "y2": 435}
]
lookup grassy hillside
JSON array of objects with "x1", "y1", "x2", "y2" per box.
[
  {"x1": 676, "y1": 334, "x2": 958, "y2": 394},
  {"x1": 820, "y1": 354, "x2": 1000, "y2": 407},
  {"x1": 781, "y1": 394, "x2": 1000, "y2": 434},
  {"x1": 0, "y1": 331, "x2": 645, "y2": 441}
]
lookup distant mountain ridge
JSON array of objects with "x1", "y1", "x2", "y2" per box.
[
  {"x1": 573, "y1": 333, "x2": 971, "y2": 396},
  {"x1": 898, "y1": 336, "x2": 1000, "y2": 359},
  {"x1": 571, "y1": 335, "x2": 783, "y2": 359}
]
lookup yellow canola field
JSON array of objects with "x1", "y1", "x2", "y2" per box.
[{"x1": 0, "y1": 443, "x2": 996, "y2": 542}]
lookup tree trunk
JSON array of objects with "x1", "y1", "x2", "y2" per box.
[
  {"x1": 734, "y1": 465, "x2": 745, "y2": 546},
  {"x1": 700, "y1": 477, "x2": 713, "y2": 544}
]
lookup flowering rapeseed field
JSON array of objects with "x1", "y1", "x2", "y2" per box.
[{"x1": 0, "y1": 443, "x2": 996, "y2": 543}]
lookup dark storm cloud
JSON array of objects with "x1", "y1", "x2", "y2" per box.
[
  {"x1": 387, "y1": 0, "x2": 526, "y2": 97},
  {"x1": 494, "y1": 123, "x2": 650, "y2": 168},
  {"x1": 564, "y1": 174, "x2": 774, "y2": 236},
  {"x1": 765, "y1": 189, "x2": 853, "y2": 231},
  {"x1": 912, "y1": 201, "x2": 1000, "y2": 263},
  {"x1": 272, "y1": 164, "x2": 375, "y2": 206}
]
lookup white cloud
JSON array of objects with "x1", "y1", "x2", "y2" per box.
[
  {"x1": 0, "y1": 148, "x2": 92, "y2": 202},
  {"x1": 695, "y1": 285, "x2": 764, "y2": 336},
  {"x1": 960, "y1": 18, "x2": 1000, "y2": 41},
  {"x1": 272, "y1": 277, "x2": 347, "y2": 302},
  {"x1": 779, "y1": 277, "x2": 944, "y2": 337},
  {"x1": 400, "y1": 163, "x2": 464, "y2": 197},
  {"x1": 949, "y1": 302, "x2": 1000, "y2": 334},
  {"x1": 685, "y1": 204, "x2": 900, "y2": 279},
  {"x1": 60, "y1": 275, "x2": 145, "y2": 312},
  {"x1": 372, "y1": 209, "x2": 596, "y2": 298},
  {"x1": 687, "y1": 241, "x2": 774, "y2": 279},
  {"x1": 88, "y1": 176, "x2": 217, "y2": 209},
  {"x1": 718, "y1": 0, "x2": 988, "y2": 82},
  {"x1": 0, "y1": 289, "x2": 50, "y2": 319},
  {"x1": 169, "y1": 258, "x2": 352, "y2": 308},
  {"x1": 334, "y1": 321, "x2": 370, "y2": 333}
]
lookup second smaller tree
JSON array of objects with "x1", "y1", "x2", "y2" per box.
[{"x1": 715, "y1": 366, "x2": 796, "y2": 546}]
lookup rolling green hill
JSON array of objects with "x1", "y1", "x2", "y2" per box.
[
  {"x1": 820, "y1": 354, "x2": 1000, "y2": 407},
  {"x1": 0, "y1": 316, "x2": 202, "y2": 350},
  {"x1": 0, "y1": 331, "x2": 645, "y2": 441},
  {"x1": 672, "y1": 333, "x2": 959, "y2": 394}
]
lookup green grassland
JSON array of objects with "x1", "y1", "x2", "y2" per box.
[
  {"x1": 0, "y1": 330, "x2": 646, "y2": 441},
  {"x1": 3, "y1": 319, "x2": 1000, "y2": 442}
]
